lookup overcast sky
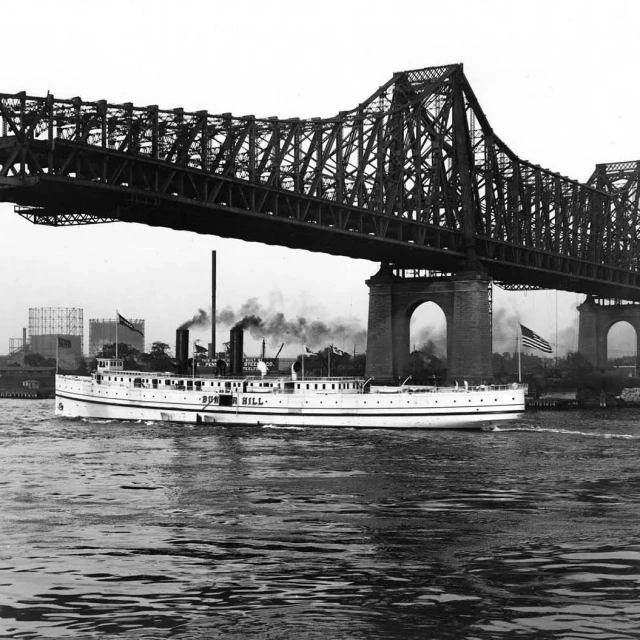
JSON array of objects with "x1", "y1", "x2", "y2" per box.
[{"x1": 1, "y1": 0, "x2": 639, "y2": 359}]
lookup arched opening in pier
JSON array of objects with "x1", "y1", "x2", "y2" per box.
[
  {"x1": 409, "y1": 302, "x2": 447, "y2": 384},
  {"x1": 607, "y1": 321, "x2": 637, "y2": 375}
]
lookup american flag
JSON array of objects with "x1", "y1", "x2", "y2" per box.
[{"x1": 520, "y1": 324, "x2": 552, "y2": 353}]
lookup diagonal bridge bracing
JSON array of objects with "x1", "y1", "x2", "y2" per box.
[{"x1": 1, "y1": 64, "x2": 640, "y2": 299}]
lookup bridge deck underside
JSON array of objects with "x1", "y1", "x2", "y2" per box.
[{"x1": 1, "y1": 136, "x2": 639, "y2": 300}]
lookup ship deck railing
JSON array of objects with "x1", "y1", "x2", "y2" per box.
[{"x1": 58, "y1": 371, "x2": 526, "y2": 394}]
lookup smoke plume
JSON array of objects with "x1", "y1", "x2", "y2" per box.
[
  {"x1": 492, "y1": 301, "x2": 578, "y2": 356},
  {"x1": 492, "y1": 306, "x2": 520, "y2": 354},
  {"x1": 178, "y1": 294, "x2": 367, "y2": 352},
  {"x1": 178, "y1": 308, "x2": 210, "y2": 331},
  {"x1": 411, "y1": 327, "x2": 446, "y2": 358}
]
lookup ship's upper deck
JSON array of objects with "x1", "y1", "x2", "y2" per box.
[{"x1": 91, "y1": 359, "x2": 364, "y2": 394}]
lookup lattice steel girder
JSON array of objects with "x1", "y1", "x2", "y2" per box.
[
  {"x1": 587, "y1": 161, "x2": 640, "y2": 271},
  {"x1": 1, "y1": 136, "x2": 640, "y2": 299},
  {"x1": 14, "y1": 206, "x2": 117, "y2": 225},
  {"x1": 1, "y1": 64, "x2": 640, "y2": 296}
]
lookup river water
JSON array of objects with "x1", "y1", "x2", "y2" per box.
[{"x1": 2, "y1": 400, "x2": 640, "y2": 639}]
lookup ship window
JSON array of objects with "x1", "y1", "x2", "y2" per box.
[
  {"x1": 332, "y1": 384, "x2": 335, "y2": 390},
  {"x1": 314, "y1": 384, "x2": 318, "y2": 389},
  {"x1": 306, "y1": 384, "x2": 309, "y2": 389},
  {"x1": 322, "y1": 384, "x2": 326, "y2": 389}
]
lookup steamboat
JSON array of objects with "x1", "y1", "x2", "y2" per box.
[{"x1": 55, "y1": 329, "x2": 525, "y2": 429}]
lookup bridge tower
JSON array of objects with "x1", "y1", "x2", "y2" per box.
[
  {"x1": 577, "y1": 297, "x2": 640, "y2": 370},
  {"x1": 365, "y1": 266, "x2": 493, "y2": 385}
]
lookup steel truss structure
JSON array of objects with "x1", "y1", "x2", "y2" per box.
[
  {"x1": 1, "y1": 64, "x2": 640, "y2": 298},
  {"x1": 28, "y1": 307, "x2": 84, "y2": 351}
]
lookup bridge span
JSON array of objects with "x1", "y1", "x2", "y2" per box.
[{"x1": 1, "y1": 64, "x2": 638, "y2": 381}]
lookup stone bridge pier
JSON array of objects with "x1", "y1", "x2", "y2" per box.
[
  {"x1": 578, "y1": 297, "x2": 640, "y2": 369},
  {"x1": 365, "y1": 265, "x2": 493, "y2": 385}
]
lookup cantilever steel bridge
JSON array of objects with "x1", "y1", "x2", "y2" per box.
[{"x1": 0, "y1": 64, "x2": 639, "y2": 299}]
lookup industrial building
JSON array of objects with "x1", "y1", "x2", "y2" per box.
[{"x1": 28, "y1": 307, "x2": 84, "y2": 368}]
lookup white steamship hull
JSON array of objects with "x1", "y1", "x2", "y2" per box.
[{"x1": 55, "y1": 373, "x2": 525, "y2": 430}]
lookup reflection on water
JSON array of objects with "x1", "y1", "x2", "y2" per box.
[{"x1": 2, "y1": 400, "x2": 640, "y2": 638}]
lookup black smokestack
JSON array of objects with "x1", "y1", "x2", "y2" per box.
[
  {"x1": 176, "y1": 329, "x2": 189, "y2": 375},
  {"x1": 230, "y1": 327, "x2": 244, "y2": 375}
]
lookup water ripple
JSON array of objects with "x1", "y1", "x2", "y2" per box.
[{"x1": 3, "y1": 401, "x2": 640, "y2": 637}]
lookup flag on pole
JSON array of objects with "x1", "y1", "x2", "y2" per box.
[
  {"x1": 331, "y1": 346, "x2": 344, "y2": 357},
  {"x1": 118, "y1": 313, "x2": 144, "y2": 336},
  {"x1": 194, "y1": 343, "x2": 208, "y2": 354},
  {"x1": 520, "y1": 324, "x2": 552, "y2": 353},
  {"x1": 57, "y1": 337, "x2": 72, "y2": 348},
  {"x1": 304, "y1": 345, "x2": 318, "y2": 356}
]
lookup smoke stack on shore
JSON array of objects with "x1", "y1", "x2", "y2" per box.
[
  {"x1": 229, "y1": 327, "x2": 244, "y2": 375},
  {"x1": 176, "y1": 329, "x2": 189, "y2": 375}
]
